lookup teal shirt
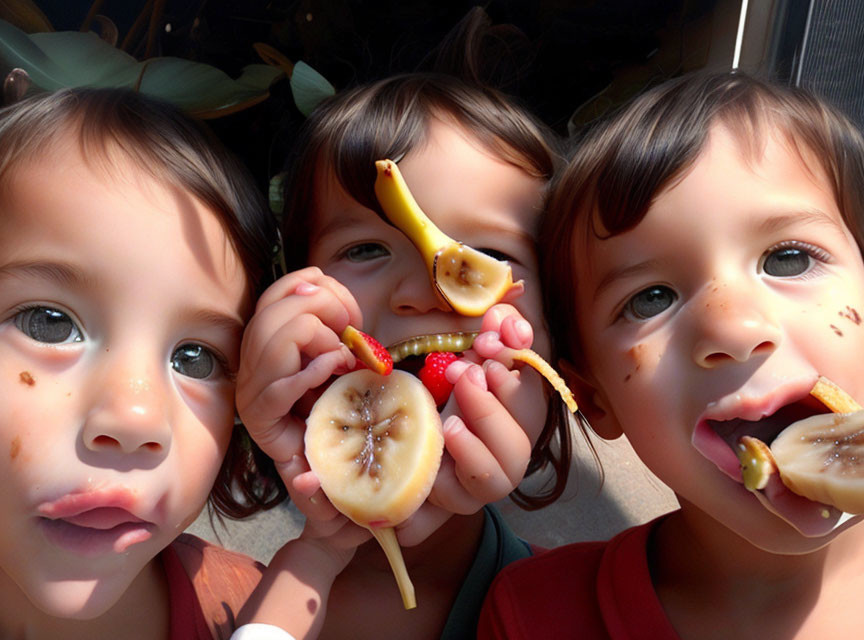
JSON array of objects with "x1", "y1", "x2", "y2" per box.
[{"x1": 440, "y1": 506, "x2": 534, "y2": 639}]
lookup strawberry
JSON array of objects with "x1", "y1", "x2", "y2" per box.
[
  {"x1": 341, "y1": 325, "x2": 393, "y2": 375},
  {"x1": 419, "y1": 351, "x2": 459, "y2": 406}
]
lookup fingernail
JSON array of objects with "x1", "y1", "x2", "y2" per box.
[
  {"x1": 483, "y1": 360, "x2": 508, "y2": 376},
  {"x1": 515, "y1": 320, "x2": 532, "y2": 343},
  {"x1": 445, "y1": 360, "x2": 471, "y2": 383},
  {"x1": 295, "y1": 282, "x2": 320, "y2": 295},
  {"x1": 443, "y1": 415, "x2": 463, "y2": 435},
  {"x1": 467, "y1": 364, "x2": 488, "y2": 391}
]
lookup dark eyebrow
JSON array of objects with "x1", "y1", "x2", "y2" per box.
[{"x1": 0, "y1": 260, "x2": 97, "y2": 288}]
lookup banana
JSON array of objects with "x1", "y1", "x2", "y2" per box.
[
  {"x1": 736, "y1": 377, "x2": 864, "y2": 513},
  {"x1": 771, "y1": 378, "x2": 864, "y2": 513},
  {"x1": 736, "y1": 435, "x2": 777, "y2": 491},
  {"x1": 374, "y1": 159, "x2": 521, "y2": 316},
  {"x1": 304, "y1": 369, "x2": 444, "y2": 609}
]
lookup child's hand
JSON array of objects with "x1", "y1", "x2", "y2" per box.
[
  {"x1": 237, "y1": 507, "x2": 369, "y2": 637},
  {"x1": 395, "y1": 304, "x2": 546, "y2": 546},
  {"x1": 236, "y1": 267, "x2": 363, "y2": 473}
]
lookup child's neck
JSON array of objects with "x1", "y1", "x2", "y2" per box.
[
  {"x1": 651, "y1": 500, "x2": 864, "y2": 639},
  {"x1": 0, "y1": 558, "x2": 170, "y2": 640}
]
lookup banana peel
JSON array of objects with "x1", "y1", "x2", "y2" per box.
[{"x1": 374, "y1": 159, "x2": 522, "y2": 316}]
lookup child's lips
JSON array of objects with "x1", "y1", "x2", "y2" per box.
[
  {"x1": 36, "y1": 489, "x2": 156, "y2": 555},
  {"x1": 692, "y1": 381, "x2": 859, "y2": 537}
]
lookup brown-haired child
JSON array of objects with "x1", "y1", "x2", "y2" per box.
[
  {"x1": 234, "y1": 69, "x2": 586, "y2": 639},
  {"x1": 479, "y1": 71, "x2": 864, "y2": 638},
  {"x1": 0, "y1": 87, "x2": 283, "y2": 639}
]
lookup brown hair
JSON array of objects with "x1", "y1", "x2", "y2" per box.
[
  {"x1": 542, "y1": 71, "x2": 864, "y2": 375},
  {"x1": 281, "y1": 72, "x2": 577, "y2": 508},
  {"x1": 0, "y1": 87, "x2": 285, "y2": 518}
]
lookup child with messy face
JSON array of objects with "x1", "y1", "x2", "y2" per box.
[
  {"x1": 0, "y1": 88, "x2": 282, "y2": 639},
  {"x1": 479, "y1": 72, "x2": 864, "y2": 639}
]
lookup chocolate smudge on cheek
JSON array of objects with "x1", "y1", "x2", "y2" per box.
[
  {"x1": 830, "y1": 324, "x2": 844, "y2": 337},
  {"x1": 19, "y1": 371, "x2": 35, "y2": 386},
  {"x1": 10, "y1": 436, "x2": 20, "y2": 460},
  {"x1": 839, "y1": 306, "x2": 862, "y2": 325},
  {"x1": 624, "y1": 344, "x2": 646, "y2": 381}
]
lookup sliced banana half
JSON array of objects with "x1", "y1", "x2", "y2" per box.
[
  {"x1": 772, "y1": 410, "x2": 864, "y2": 514},
  {"x1": 305, "y1": 369, "x2": 444, "y2": 609},
  {"x1": 374, "y1": 159, "x2": 520, "y2": 316}
]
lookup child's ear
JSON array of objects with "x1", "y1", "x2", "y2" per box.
[{"x1": 558, "y1": 358, "x2": 624, "y2": 440}]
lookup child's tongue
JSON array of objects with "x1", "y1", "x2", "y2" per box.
[
  {"x1": 693, "y1": 407, "x2": 844, "y2": 537},
  {"x1": 756, "y1": 473, "x2": 844, "y2": 537}
]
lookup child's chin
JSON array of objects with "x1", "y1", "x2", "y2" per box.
[{"x1": 23, "y1": 559, "x2": 149, "y2": 621}]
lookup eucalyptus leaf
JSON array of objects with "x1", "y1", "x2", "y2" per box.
[
  {"x1": 290, "y1": 60, "x2": 335, "y2": 117},
  {"x1": 0, "y1": 19, "x2": 285, "y2": 117}
]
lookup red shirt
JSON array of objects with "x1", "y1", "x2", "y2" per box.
[
  {"x1": 477, "y1": 516, "x2": 681, "y2": 639},
  {"x1": 163, "y1": 534, "x2": 264, "y2": 640}
]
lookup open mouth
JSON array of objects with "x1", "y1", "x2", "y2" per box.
[
  {"x1": 386, "y1": 332, "x2": 476, "y2": 408},
  {"x1": 694, "y1": 393, "x2": 857, "y2": 537},
  {"x1": 699, "y1": 395, "x2": 826, "y2": 480}
]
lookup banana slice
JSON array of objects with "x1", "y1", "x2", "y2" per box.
[
  {"x1": 305, "y1": 369, "x2": 444, "y2": 609},
  {"x1": 736, "y1": 435, "x2": 777, "y2": 491},
  {"x1": 374, "y1": 159, "x2": 520, "y2": 316},
  {"x1": 771, "y1": 378, "x2": 864, "y2": 514}
]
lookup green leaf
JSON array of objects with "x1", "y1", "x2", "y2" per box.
[
  {"x1": 290, "y1": 60, "x2": 335, "y2": 117},
  {"x1": 0, "y1": 19, "x2": 285, "y2": 117}
]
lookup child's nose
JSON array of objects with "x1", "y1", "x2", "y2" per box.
[
  {"x1": 690, "y1": 282, "x2": 782, "y2": 368},
  {"x1": 389, "y1": 254, "x2": 452, "y2": 315},
  {"x1": 81, "y1": 364, "x2": 171, "y2": 456}
]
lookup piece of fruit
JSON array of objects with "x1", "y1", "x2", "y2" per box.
[
  {"x1": 770, "y1": 377, "x2": 864, "y2": 513},
  {"x1": 809, "y1": 376, "x2": 861, "y2": 414},
  {"x1": 304, "y1": 369, "x2": 444, "y2": 609},
  {"x1": 388, "y1": 331, "x2": 579, "y2": 414},
  {"x1": 418, "y1": 352, "x2": 459, "y2": 406},
  {"x1": 736, "y1": 435, "x2": 777, "y2": 491},
  {"x1": 341, "y1": 325, "x2": 393, "y2": 375},
  {"x1": 374, "y1": 159, "x2": 521, "y2": 316}
]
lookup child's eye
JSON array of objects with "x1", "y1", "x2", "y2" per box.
[
  {"x1": 622, "y1": 286, "x2": 677, "y2": 321},
  {"x1": 477, "y1": 247, "x2": 514, "y2": 262},
  {"x1": 171, "y1": 343, "x2": 227, "y2": 380},
  {"x1": 14, "y1": 306, "x2": 84, "y2": 344},
  {"x1": 760, "y1": 242, "x2": 827, "y2": 277},
  {"x1": 342, "y1": 242, "x2": 390, "y2": 262}
]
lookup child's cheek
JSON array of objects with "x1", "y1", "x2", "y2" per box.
[
  {"x1": 829, "y1": 304, "x2": 863, "y2": 337},
  {"x1": 621, "y1": 341, "x2": 663, "y2": 384}
]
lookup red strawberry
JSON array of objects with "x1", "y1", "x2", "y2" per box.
[
  {"x1": 419, "y1": 352, "x2": 459, "y2": 406},
  {"x1": 340, "y1": 325, "x2": 393, "y2": 375}
]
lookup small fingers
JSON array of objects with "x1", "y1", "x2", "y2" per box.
[
  {"x1": 393, "y1": 502, "x2": 454, "y2": 548},
  {"x1": 440, "y1": 416, "x2": 518, "y2": 506},
  {"x1": 449, "y1": 364, "x2": 533, "y2": 485},
  {"x1": 276, "y1": 455, "x2": 342, "y2": 522}
]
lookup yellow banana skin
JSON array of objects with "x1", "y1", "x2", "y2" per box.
[{"x1": 374, "y1": 159, "x2": 519, "y2": 316}]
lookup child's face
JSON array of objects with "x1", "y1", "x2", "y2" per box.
[
  {"x1": 309, "y1": 119, "x2": 549, "y2": 406},
  {"x1": 0, "y1": 141, "x2": 249, "y2": 618},
  {"x1": 573, "y1": 125, "x2": 864, "y2": 552}
]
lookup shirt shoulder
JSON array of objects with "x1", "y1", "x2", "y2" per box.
[
  {"x1": 478, "y1": 539, "x2": 609, "y2": 640},
  {"x1": 170, "y1": 533, "x2": 266, "y2": 640}
]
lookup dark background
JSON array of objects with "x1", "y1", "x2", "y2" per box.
[{"x1": 33, "y1": 0, "x2": 727, "y2": 191}]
